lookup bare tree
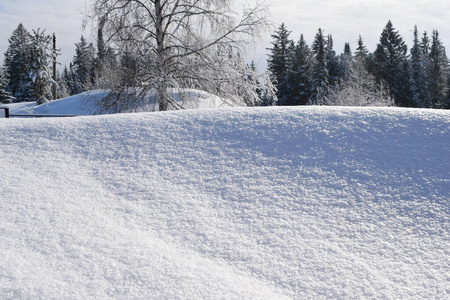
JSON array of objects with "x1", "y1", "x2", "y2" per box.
[
  {"x1": 311, "y1": 58, "x2": 395, "y2": 107},
  {"x1": 86, "y1": 0, "x2": 270, "y2": 111}
]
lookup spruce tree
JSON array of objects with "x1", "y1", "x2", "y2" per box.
[
  {"x1": 0, "y1": 67, "x2": 15, "y2": 103},
  {"x1": 3, "y1": 23, "x2": 32, "y2": 101},
  {"x1": 311, "y1": 28, "x2": 329, "y2": 102},
  {"x1": 285, "y1": 35, "x2": 313, "y2": 105},
  {"x1": 339, "y1": 42, "x2": 353, "y2": 80},
  {"x1": 410, "y1": 26, "x2": 431, "y2": 108},
  {"x1": 28, "y1": 29, "x2": 55, "y2": 104},
  {"x1": 71, "y1": 36, "x2": 97, "y2": 94},
  {"x1": 355, "y1": 35, "x2": 368, "y2": 61},
  {"x1": 373, "y1": 20, "x2": 411, "y2": 106},
  {"x1": 428, "y1": 30, "x2": 449, "y2": 109},
  {"x1": 325, "y1": 34, "x2": 341, "y2": 87},
  {"x1": 267, "y1": 23, "x2": 291, "y2": 105}
]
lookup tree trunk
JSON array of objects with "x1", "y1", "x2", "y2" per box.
[
  {"x1": 158, "y1": 84, "x2": 169, "y2": 111},
  {"x1": 155, "y1": 0, "x2": 168, "y2": 111}
]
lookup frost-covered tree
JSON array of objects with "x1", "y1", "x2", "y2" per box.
[
  {"x1": 87, "y1": 0, "x2": 269, "y2": 111},
  {"x1": 3, "y1": 23, "x2": 32, "y2": 101},
  {"x1": 312, "y1": 57, "x2": 395, "y2": 107},
  {"x1": 267, "y1": 23, "x2": 291, "y2": 105},
  {"x1": 0, "y1": 67, "x2": 15, "y2": 103},
  {"x1": 28, "y1": 29, "x2": 56, "y2": 105},
  {"x1": 54, "y1": 69, "x2": 70, "y2": 99}
]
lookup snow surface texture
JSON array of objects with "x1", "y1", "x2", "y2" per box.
[{"x1": 1, "y1": 105, "x2": 449, "y2": 299}]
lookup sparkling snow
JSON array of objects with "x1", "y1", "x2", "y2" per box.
[{"x1": 1, "y1": 98, "x2": 449, "y2": 299}]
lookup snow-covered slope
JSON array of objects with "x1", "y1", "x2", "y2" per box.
[
  {"x1": 1, "y1": 106, "x2": 449, "y2": 299},
  {"x1": 5, "y1": 89, "x2": 234, "y2": 116},
  {"x1": 4, "y1": 91, "x2": 98, "y2": 116}
]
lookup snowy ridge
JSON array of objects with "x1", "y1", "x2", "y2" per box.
[{"x1": 1, "y1": 106, "x2": 449, "y2": 299}]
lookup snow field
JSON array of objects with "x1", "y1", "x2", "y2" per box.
[{"x1": 1, "y1": 106, "x2": 449, "y2": 299}]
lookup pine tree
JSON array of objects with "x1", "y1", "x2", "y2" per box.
[
  {"x1": 373, "y1": 20, "x2": 411, "y2": 106},
  {"x1": 28, "y1": 29, "x2": 56, "y2": 104},
  {"x1": 3, "y1": 23, "x2": 32, "y2": 101},
  {"x1": 267, "y1": 23, "x2": 291, "y2": 105},
  {"x1": 428, "y1": 30, "x2": 449, "y2": 109},
  {"x1": 285, "y1": 34, "x2": 313, "y2": 105}
]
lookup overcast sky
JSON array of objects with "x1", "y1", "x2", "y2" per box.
[{"x1": 1, "y1": 0, "x2": 449, "y2": 71}]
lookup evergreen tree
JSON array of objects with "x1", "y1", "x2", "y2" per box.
[
  {"x1": 410, "y1": 26, "x2": 431, "y2": 108},
  {"x1": 339, "y1": 42, "x2": 353, "y2": 82},
  {"x1": 428, "y1": 30, "x2": 449, "y2": 109},
  {"x1": 355, "y1": 35, "x2": 368, "y2": 61},
  {"x1": 267, "y1": 23, "x2": 291, "y2": 105},
  {"x1": 343, "y1": 42, "x2": 352, "y2": 56},
  {"x1": 0, "y1": 67, "x2": 15, "y2": 103},
  {"x1": 28, "y1": 29, "x2": 55, "y2": 104},
  {"x1": 71, "y1": 36, "x2": 97, "y2": 94},
  {"x1": 373, "y1": 20, "x2": 411, "y2": 106},
  {"x1": 119, "y1": 50, "x2": 139, "y2": 88},
  {"x1": 285, "y1": 35, "x2": 313, "y2": 105},
  {"x1": 325, "y1": 34, "x2": 341, "y2": 86},
  {"x1": 62, "y1": 65, "x2": 74, "y2": 95},
  {"x1": 311, "y1": 28, "x2": 329, "y2": 102},
  {"x1": 3, "y1": 23, "x2": 32, "y2": 101}
]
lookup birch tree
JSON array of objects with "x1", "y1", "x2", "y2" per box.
[
  {"x1": 312, "y1": 57, "x2": 395, "y2": 107},
  {"x1": 87, "y1": 0, "x2": 269, "y2": 111}
]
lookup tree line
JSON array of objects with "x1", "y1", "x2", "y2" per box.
[
  {"x1": 2, "y1": 15, "x2": 449, "y2": 111},
  {"x1": 267, "y1": 21, "x2": 450, "y2": 109}
]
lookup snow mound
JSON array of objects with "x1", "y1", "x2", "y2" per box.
[
  {"x1": 6, "y1": 89, "x2": 235, "y2": 116},
  {"x1": 1, "y1": 106, "x2": 449, "y2": 299},
  {"x1": 5, "y1": 91, "x2": 101, "y2": 116}
]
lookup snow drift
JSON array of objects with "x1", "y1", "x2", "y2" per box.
[
  {"x1": 6, "y1": 89, "x2": 235, "y2": 116},
  {"x1": 1, "y1": 105, "x2": 449, "y2": 299}
]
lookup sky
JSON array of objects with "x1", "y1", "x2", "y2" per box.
[{"x1": 1, "y1": 0, "x2": 450, "y2": 71}]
